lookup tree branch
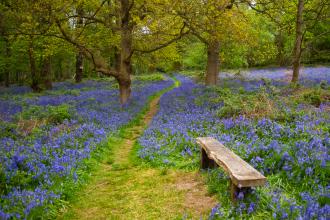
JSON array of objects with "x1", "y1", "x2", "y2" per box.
[
  {"x1": 133, "y1": 24, "x2": 190, "y2": 53},
  {"x1": 55, "y1": 19, "x2": 118, "y2": 77}
]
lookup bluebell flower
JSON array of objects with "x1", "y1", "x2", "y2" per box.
[
  {"x1": 247, "y1": 202, "x2": 256, "y2": 214},
  {"x1": 208, "y1": 204, "x2": 222, "y2": 220},
  {"x1": 237, "y1": 192, "x2": 244, "y2": 200}
]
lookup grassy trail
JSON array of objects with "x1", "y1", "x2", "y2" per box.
[{"x1": 59, "y1": 79, "x2": 216, "y2": 220}]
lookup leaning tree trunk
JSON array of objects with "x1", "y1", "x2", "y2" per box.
[
  {"x1": 41, "y1": 56, "x2": 52, "y2": 90},
  {"x1": 118, "y1": 0, "x2": 133, "y2": 105},
  {"x1": 205, "y1": 41, "x2": 220, "y2": 86},
  {"x1": 28, "y1": 39, "x2": 41, "y2": 92},
  {"x1": 4, "y1": 36, "x2": 10, "y2": 87},
  {"x1": 292, "y1": 0, "x2": 304, "y2": 83}
]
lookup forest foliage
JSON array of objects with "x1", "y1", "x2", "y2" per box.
[{"x1": 0, "y1": 0, "x2": 329, "y2": 98}]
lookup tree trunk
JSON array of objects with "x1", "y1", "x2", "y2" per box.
[
  {"x1": 205, "y1": 41, "x2": 220, "y2": 86},
  {"x1": 4, "y1": 36, "x2": 10, "y2": 87},
  {"x1": 75, "y1": 52, "x2": 83, "y2": 83},
  {"x1": 118, "y1": 78, "x2": 131, "y2": 105},
  {"x1": 41, "y1": 56, "x2": 52, "y2": 90},
  {"x1": 57, "y1": 56, "x2": 63, "y2": 81},
  {"x1": 275, "y1": 31, "x2": 286, "y2": 66},
  {"x1": 292, "y1": 0, "x2": 304, "y2": 83},
  {"x1": 118, "y1": 0, "x2": 133, "y2": 105},
  {"x1": 28, "y1": 39, "x2": 41, "y2": 92},
  {"x1": 75, "y1": 6, "x2": 84, "y2": 83},
  {"x1": 114, "y1": 47, "x2": 121, "y2": 73}
]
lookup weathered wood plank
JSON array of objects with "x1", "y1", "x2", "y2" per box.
[{"x1": 196, "y1": 137, "x2": 266, "y2": 188}]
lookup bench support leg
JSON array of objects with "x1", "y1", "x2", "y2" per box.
[
  {"x1": 230, "y1": 181, "x2": 239, "y2": 201},
  {"x1": 201, "y1": 147, "x2": 209, "y2": 169},
  {"x1": 200, "y1": 147, "x2": 218, "y2": 169},
  {"x1": 230, "y1": 180, "x2": 251, "y2": 202}
]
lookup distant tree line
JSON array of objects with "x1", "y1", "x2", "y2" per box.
[{"x1": 0, "y1": 0, "x2": 329, "y2": 103}]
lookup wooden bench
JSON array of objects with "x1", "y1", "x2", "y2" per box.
[{"x1": 196, "y1": 137, "x2": 266, "y2": 201}]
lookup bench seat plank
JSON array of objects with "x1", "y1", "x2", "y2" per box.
[{"x1": 197, "y1": 137, "x2": 266, "y2": 188}]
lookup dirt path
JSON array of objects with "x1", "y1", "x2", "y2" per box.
[{"x1": 59, "y1": 86, "x2": 216, "y2": 220}]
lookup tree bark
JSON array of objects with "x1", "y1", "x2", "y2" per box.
[
  {"x1": 275, "y1": 31, "x2": 286, "y2": 66},
  {"x1": 4, "y1": 36, "x2": 10, "y2": 87},
  {"x1": 118, "y1": 0, "x2": 133, "y2": 105},
  {"x1": 28, "y1": 39, "x2": 41, "y2": 92},
  {"x1": 205, "y1": 41, "x2": 220, "y2": 86},
  {"x1": 75, "y1": 52, "x2": 84, "y2": 83},
  {"x1": 41, "y1": 56, "x2": 52, "y2": 90},
  {"x1": 118, "y1": 78, "x2": 131, "y2": 105},
  {"x1": 57, "y1": 56, "x2": 63, "y2": 81},
  {"x1": 113, "y1": 47, "x2": 121, "y2": 73},
  {"x1": 292, "y1": 0, "x2": 304, "y2": 83},
  {"x1": 75, "y1": 6, "x2": 84, "y2": 83}
]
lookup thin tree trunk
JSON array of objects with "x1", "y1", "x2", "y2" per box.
[
  {"x1": 28, "y1": 39, "x2": 41, "y2": 92},
  {"x1": 75, "y1": 52, "x2": 83, "y2": 83},
  {"x1": 118, "y1": 0, "x2": 133, "y2": 105},
  {"x1": 41, "y1": 56, "x2": 52, "y2": 90},
  {"x1": 205, "y1": 41, "x2": 220, "y2": 86},
  {"x1": 75, "y1": 6, "x2": 84, "y2": 83},
  {"x1": 58, "y1": 56, "x2": 63, "y2": 81},
  {"x1": 275, "y1": 31, "x2": 286, "y2": 66},
  {"x1": 4, "y1": 36, "x2": 10, "y2": 87},
  {"x1": 292, "y1": 0, "x2": 304, "y2": 83}
]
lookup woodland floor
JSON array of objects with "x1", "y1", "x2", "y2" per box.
[{"x1": 58, "y1": 85, "x2": 216, "y2": 219}]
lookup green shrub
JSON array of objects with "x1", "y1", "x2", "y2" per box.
[
  {"x1": 20, "y1": 105, "x2": 45, "y2": 120},
  {"x1": 303, "y1": 90, "x2": 322, "y2": 107},
  {"x1": 64, "y1": 89, "x2": 80, "y2": 96},
  {"x1": 319, "y1": 80, "x2": 328, "y2": 90},
  {"x1": 199, "y1": 87, "x2": 277, "y2": 119},
  {"x1": 19, "y1": 104, "x2": 72, "y2": 124},
  {"x1": 47, "y1": 105, "x2": 71, "y2": 124},
  {"x1": 133, "y1": 73, "x2": 165, "y2": 82},
  {"x1": 0, "y1": 122, "x2": 18, "y2": 139}
]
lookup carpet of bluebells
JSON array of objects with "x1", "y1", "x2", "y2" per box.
[
  {"x1": 0, "y1": 77, "x2": 173, "y2": 219},
  {"x1": 138, "y1": 68, "x2": 330, "y2": 219},
  {"x1": 219, "y1": 66, "x2": 330, "y2": 91}
]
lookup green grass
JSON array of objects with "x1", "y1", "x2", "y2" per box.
[{"x1": 55, "y1": 76, "x2": 215, "y2": 219}]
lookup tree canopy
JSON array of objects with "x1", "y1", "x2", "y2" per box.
[{"x1": 0, "y1": 0, "x2": 329, "y2": 102}]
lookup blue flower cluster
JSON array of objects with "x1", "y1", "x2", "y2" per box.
[
  {"x1": 219, "y1": 66, "x2": 330, "y2": 91},
  {"x1": 138, "y1": 73, "x2": 329, "y2": 219},
  {"x1": 221, "y1": 66, "x2": 330, "y2": 83},
  {"x1": 0, "y1": 100, "x2": 22, "y2": 122},
  {"x1": 0, "y1": 77, "x2": 173, "y2": 219}
]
